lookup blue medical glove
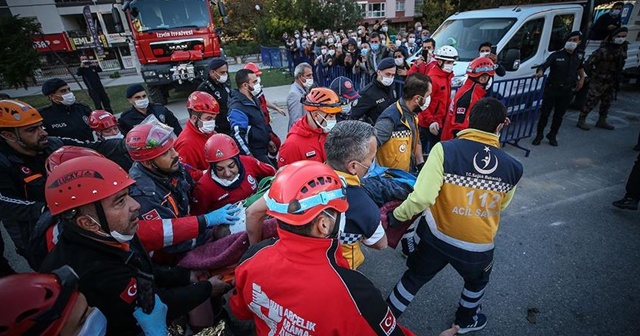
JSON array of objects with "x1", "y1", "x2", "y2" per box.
[
  {"x1": 204, "y1": 204, "x2": 241, "y2": 228},
  {"x1": 133, "y1": 294, "x2": 167, "y2": 336}
]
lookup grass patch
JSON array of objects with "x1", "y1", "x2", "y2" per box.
[{"x1": 16, "y1": 69, "x2": 293, "y2": 114}]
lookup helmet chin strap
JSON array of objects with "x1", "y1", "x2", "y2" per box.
[
  {"x1": 93, "y1": 201, "x2": 111, "y2": 235},
  {"x1": 10, "y1": 129, "x2": 28, "y2": 149}
]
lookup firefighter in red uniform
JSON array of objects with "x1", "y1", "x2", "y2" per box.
[
  {"x1": 174, "y1": 91, "x2": 220, "y2": 181},
  {"x1": 277, "y1": 87, "x2": 342, "y2": 168},
  {"x1": 420, "y1": 46, "x2": 458, "y2": 153},
  {"x1": 230, "y1": 160, "x2": 448, "y2": 335},
  {"x1": 441, "y1": 57, "x2": 496, "y2": 141},
  {"x1": 244, "y1": 62, "x2": 285, "y2": 152},
  {"x1": 191, "y1": 133, "x2": 276, "y2": 215}
]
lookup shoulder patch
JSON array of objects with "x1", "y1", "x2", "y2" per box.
[{"x1": 119, "y1": 277, "x2": 138, "y2": 304}]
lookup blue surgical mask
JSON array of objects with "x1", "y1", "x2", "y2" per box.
[
  {"x1": 357, "y1": 160, "x2": 377, "y2": 179},
  {"x1": 78, "y1": 308, "x2": 107, "y2": 336},
  {"x1": 370, "y1": 43, "x2": 380, "y2": 51}
]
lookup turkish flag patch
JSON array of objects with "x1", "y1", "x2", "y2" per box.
[
  {"x1": 119, "y1": 277, "x2": 138, "y2": 304},
  {"x1": 379, "y1": 307, "x2": 397, "y2": 336},
  {"x1": 142, "y1": 209, "x2": 160, "y2": 221}
]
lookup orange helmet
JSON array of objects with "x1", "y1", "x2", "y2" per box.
[
  {"x1": 46, "y1": 146, "x2": 105, "y2": 174},
  {"x1": 88, "y1": 110, "x2": 118, "y2": 131},
  {"x1": 125, "y1": 123, "x2": 175, "y2": 161},
  {"x1": 0, "y1": 266, "x2": 80, "y2": 336},
  {"x1": 46, "y1": 156, "x2": 135, "y2": 215},
  {"x1": 186, "y1": 91, "x2": 220, "y2": 115},
  {"x1": 243, "y1": 62, "x2": 262, "y2": 76},
  {"x1": 0, "y1": 100, "x2": 43, "y2": 128},
  {"x1": 302, "y1": 88, "x2": 342, "y2": 114},
  {"x1": 467, "y1": 57, "x2": 496, "y2": 78},
  {"x1": 265, "y1": 161, "x2": 348, "y2": 225},
  {"x1": 204, "y1": 133, "x2": 240, "y2": 163}
]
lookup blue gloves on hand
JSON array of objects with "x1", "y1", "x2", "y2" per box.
[
  {"x1": 133, "y1": 294, "x2": 168, "y2": 336},
  {"x1": 204, "y1": 203, "x2": 241, "y2": 228}
]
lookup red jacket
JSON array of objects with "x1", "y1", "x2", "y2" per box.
[
  {"x1": 230, "y1": 228, "x2": 415, "y2": 336},
  {"x1": 277, "y1": 116, "x2": 326, "y2": 168},
  {"x1": 191, "y1": 155, "x2": 276, "y2": 215},
  {"x1": 407, "y1": 59, "x2": 436, "y2": 77},
  {"x1": 419, "y1": 65, "x2": 453, "y2": 128},
  {"x1": 441, "y1": 79, "x2": 487, "y2": 141},
  {"x1": 175, "y1": 121, "x2": 212, "y2": 181}
]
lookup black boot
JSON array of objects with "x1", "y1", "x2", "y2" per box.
[
  {"x1": 595, "y1": 117, "x2": 615, "y2": 130},
  {"x1": 546, "y1": 133, "x2": 558, "y2": 146},
  {"x1": 532, "y1": 134, "x2": 543, "y2": 146},
  {"x1": 612, "y1": 197, "x2": 639, "y2": 210},
  {"x1": 576, "y1": 114, "x2": 590, "y2": 130}
]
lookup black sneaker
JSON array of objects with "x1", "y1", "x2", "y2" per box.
[
  {"x1": 456, "y1": 313, "x2": 488, "y2": 334},
  {"x1": 531, "y1": 135, "x2": 543, "y2": 146},
  {"x1": 612, "y1": 197, "x2": 639, "y2": 210},
  {"x1": 546, "y1": 134, "x2": 558, "y2": 147}
]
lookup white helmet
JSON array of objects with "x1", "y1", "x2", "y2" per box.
[{"x1": 434, "y1": 46, "x2": 459, "y2": 61}]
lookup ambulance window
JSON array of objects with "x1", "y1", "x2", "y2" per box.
[
  {"x1": 501, "y1": 18, "x2": 545, "y2": 63},
  {"x1": 548, "y1": 14, "x2": 575, "y2": 51}
]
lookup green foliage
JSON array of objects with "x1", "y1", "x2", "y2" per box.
[
  {"x1": 223, "y1": 39, "x2": 260, "y2": 57},
  {"x1": 0, "y1": 15, "x2": 41, "y2": 89},
  {"x1": 109, "y1": 71, "x2": 121, "y2": 79},
  {"x1": 420, "y1": 0, "x2": 456, "y2": 32}
]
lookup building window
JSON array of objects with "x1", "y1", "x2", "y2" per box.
[
  {"x1": 396, "y1": 1, "x2": 405, "y2": 11},
  {"x1": 357, "y1": 2, "x2": 367, "y2": 18},
  {"x1": 368, "y1": 3, "x2": 386, "y2": 18}
]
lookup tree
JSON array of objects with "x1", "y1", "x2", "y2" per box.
[{"x1": 0, "y1": 15, "x2": 40, "y2": 89}]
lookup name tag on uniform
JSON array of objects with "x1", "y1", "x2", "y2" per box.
[
  {"x1": 375, "y1": 98, "x2": 386, "y2": 104},
  {"x1": 305, "y1": 151, "x2": 316, "y2": 158}
]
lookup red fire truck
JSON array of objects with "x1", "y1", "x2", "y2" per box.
[{"x1": 112, "y1": 0, "x2": 228, "y2": 104}]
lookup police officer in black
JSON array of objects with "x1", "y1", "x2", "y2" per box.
[
  {"x1": 533, "y1": 31, "x2": 586, "y2": 146},
  {"x1": 76, "y1": 55, "x2": 112, "y2": 112},
  {"x1": 38, "y1": 78, "x2": 94, "y2": 142},
  {"x1": 118, "y1": 84, "x2": 182, "y2": 136},
  {"x1": 349, "y1": 57, "x2": 397, "y2": 125},
  {"x1": 196, "y1": 58, "x2": 232, "y2": 135}
]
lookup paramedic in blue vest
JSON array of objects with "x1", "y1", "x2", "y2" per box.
[
  {"x1": 374, "y1": 73, "x2": 430, "y2": 173},
  {"x1": 386, "y1": 97, "x2": 523, "y2": 334}
]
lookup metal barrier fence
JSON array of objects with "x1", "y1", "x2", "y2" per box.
[{"x1": 260, "y1": 46, "x2": 294, "y2": 75}]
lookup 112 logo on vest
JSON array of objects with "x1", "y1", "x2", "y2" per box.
[
  {"x1": 379, "y1": 307, "x2": 397, "y2": 335},
  {"x1": 398, "y1": 143, "x2": 407, "y2": 153},
  {"x1": 473, "y1": 146, "x2": 499, "y2": 175},
  {"x1": 247, "y1": 174, "x2": 257, "y2": 190}
]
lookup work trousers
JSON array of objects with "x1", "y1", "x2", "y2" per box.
[{"x1": 537, "y1": 85, "x2": 573, "y2": 136}]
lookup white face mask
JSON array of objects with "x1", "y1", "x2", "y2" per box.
[
  {"x1": 321, "y1": 49, "x2": 328, "y2": 55},
  {"x1": 341, "y1": 104, "x2": 352, "y2": 115},
  {"x1": 199, "y1": 119, "x2": 216, "y2": 134},
  {"x1": 250, "y1": 83, "x2": 262, "y2": 96},
  {"x1": 381, "y1": 26, "x2": 388, "y2": 32},
  {"x1": 614, "y1": 37, "x2": 626, "y2": 44},
  {"x1": 479, "y1": 51, "x2": 490, "y2": 58},
  {"x1": 77, "y1": 308, "x2": 107, "y2": 336},
  {"x1": 134, "y1": 98, "x2": 149, "y2": 109},
  {"x1": 485, "y1": 77, "x2": 493, "y2": 90},
  {"x1": 211, "y1": 170, "x2": 240, "y2": 187},
  {"x1": 380, "y1": 76, "x2": 394, "y2": 87},
  {"x1": 394, "y1": 58, "x2": 404, "y2": 66},
  {"x1": 217, "y1": 73, "x2": 228, "y2": 84},
  {"x1": 418, "y1": 95, "x2": 431, "y2": 110},
  {"x1": 416, "y1": 26, "x2": 422, "y2": 32},
  {"x1": 395, "y1": 40, "x2": 402, "y2": 47},
  {"x1": 408, "y1": 37, "x2": 416, "y2": 44},
  {"x1": 304, "y1": 78, "x2": 314, "y2": 88},
  {"x1": 564, "y1": 41, "x2": 578, "y2": 51},
  {"x1": 442, "y1": 63, "x2": 454, "y2": 73},
  {"x1": 322, "y1": 119, "x2": 337, "y2": 133},
  {"x1": 61, "y1": 92, "x2": 76, "y2": 106},
  {"x1": 328, "y1": 49, "x2": 336, "y2": 56},
  {"x1": 110, "y1": 230, "x2": 134, "y2": 243},
  {"x1": 103, "y1": 132, "x2": 124, "y2": 140}
]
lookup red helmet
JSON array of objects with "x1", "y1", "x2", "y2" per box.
[
  {"x1": 186, "y1": 91, "x2": 220, "y2": 115},
  {"x1": 46, "y1": 145, "x2": 104, "y2": 174},
  {"x1": 265, "y1": 161, "x2": 348, "y2": 225},
  {"x1": 466, "y1": 57, "x2": 496, "y2": 78},
  {"x1": 125, "y1": 123, "x2": 175, "y2": 161},
  {"x1": 204, "y1": 133, "x2": 240, "y2": 163},
  {"x1": 0, "y1": 99, "x2": 43, "y2": 128},
  {"x1": 0, "y1": 266, "x2": 79, "y2": 335},
  {"x1": 88, "y1": 110, "x2": 118, "y2": 131},
  {"x1": 243, "y1": 62, "x2": 262, "y2": 76},
  {"x1": 46, "y1": 156, "x2": 135, "y2": 215}
]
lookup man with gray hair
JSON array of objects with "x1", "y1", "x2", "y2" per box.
[{"x1": 286, "y1": 62, "x2": 314, "y2": 129}]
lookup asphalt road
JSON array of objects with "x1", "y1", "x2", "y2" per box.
[{"x1": 2, "y1": 84, "x2": 639, "y2": 335}]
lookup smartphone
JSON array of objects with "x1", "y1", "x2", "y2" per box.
[{"x1": 491, "y1": 45, "x2": 497, "y2": 55}]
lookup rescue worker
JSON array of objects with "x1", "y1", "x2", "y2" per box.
[
  {"x1": 324, "y1": 120, "x2": 389, "y2": 268},
  {"x1": 442, "y1": 57, "x2": 496, "y2": 141},
  {"x1": 330, "y1": 76, "x2": 361, "y2": 121},
  {"x1": 228, "y1": 69, "x2": 276, "y2": 166},
  {"x1": 230, "y1": 160, "x2": 430, "y2": 335},
  {"x1": 76, "y1": 55, "x2": 112, "y2": 112},
  {"x1": 88, "y1": 110, "x2": 133, "y2": 170},
  {"x1": 174, "y1": 91, "x2": 220, "y2": 181},
  {"x1": 191, "y1": 134, "x2": 276, "y2": 215},
  {"x1": 40, "y1": 156, "x2": 232, "y2": 336},
  {"x1": 533, "y1": 31, "x2": 586, "y2": 146},
  {"x1": 407, "y1": 38, "x2": 436, "y2": 76},
  {"x1": 118, "y1": 84, "x2": 182, "y2": 136},
  {"x1": 577, "y1": 27, "x2": 628, "y2": 131},
  {"x1": 39, "y1": 78, "x2": 94, "y2": 142},
  {"x1": 350, "y1": 57, "x2": 397, "y2": 125},
  {"x1": 287, "y1": 62, "x2": 314, "y2": 130},
  {"x1": 421, "y1": 46, "x2": 458, "y2": 153},
  {"x1": 125, "y1": 122, "x2": 241, "y2": 255},
  {"x1": 612, "y1": 151, "x2": 640, "y2": 210},
  {"x1": 375, "y1": 73, "x2": 430, "y2": 173},
  {"x1": 589, "y1": 2, "x2": 624, "y2": 40},
  {"x1": 244, "y1": 62, "x2": 285, "y2": 153},
  {"x1": 278, "y1": 88, "x2": 341, "y2": 168},
  {"x1": 0, "y1": 100, "x2": 128, "y2": 271},
  {"x1": 386, "y1": 97, "x2": 523, "y2": 334},
  {"x1": 196, "y1": 58, "x2": 232, "y2": 135}
]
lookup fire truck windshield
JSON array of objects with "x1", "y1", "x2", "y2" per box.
[{"x1": 131, "y1": 0, "x2": 210, "y2": 32}]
